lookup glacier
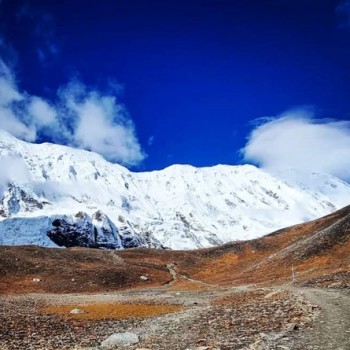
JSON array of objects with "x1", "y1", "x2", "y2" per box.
[{"x1": 0, "y1": 130, "x2": 349, "y2": 250}]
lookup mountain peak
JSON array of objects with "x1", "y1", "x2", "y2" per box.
[{"x1": 0, "y1": 132, "x2": 349, "y2": 250}]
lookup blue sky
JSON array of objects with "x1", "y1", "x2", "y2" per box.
[{"x1": 0, "y1": 0, "x2": 350, "y2": 178}]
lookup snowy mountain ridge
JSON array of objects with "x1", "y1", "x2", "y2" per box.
[{"x1": 0, "y1": 130, "x2": 349, "y2": 250}]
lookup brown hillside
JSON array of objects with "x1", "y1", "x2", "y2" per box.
[
  {"x1": 186, "y1": 204, "x2": 350, "y2": 286},
  {"x1": 0, "y1": 205, "x2": 349, "y2": 294}
]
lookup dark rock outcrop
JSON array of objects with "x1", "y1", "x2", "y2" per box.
[
  {"x1": 47, "y1": 211, "x2": 130, "y2": 249},
  {"x1": 47, "y1": 212, "x2": 96, "y2": 248},
  {"x1": 92, "y1": 210, "x2": 122, "y2": 249}
]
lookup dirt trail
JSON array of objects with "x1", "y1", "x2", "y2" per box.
[
  {"x1": 287, "y1": 287, "x2": 350, "y2": 350},
  {"x1": 165, "y1": 263, "x2": 217, "y2": 289},
  {"x1": 166, "y1": 263, "x2": 178, "y2": 285}
]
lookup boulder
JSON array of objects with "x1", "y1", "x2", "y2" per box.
[
  {"x1": 101, "y1": 332, "x2": 139, "y2": 348},
  {"x1": 70, "y1": 308, "x2": 85, "y2": 315}
]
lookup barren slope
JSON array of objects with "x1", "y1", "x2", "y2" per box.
[
  {"x1": 0, "y1": 204, "x2": 349, "y2": 294},
  {"x1": 0, "y1": 206, "x2": 350, "y2": 350}
]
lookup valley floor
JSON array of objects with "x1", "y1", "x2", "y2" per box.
[
  {"x1": 1, "y1": 205, "x2": 350, "y2": 349},
  {"x1": 1, "y1": 283, "x2": 349, "y2": 350}
]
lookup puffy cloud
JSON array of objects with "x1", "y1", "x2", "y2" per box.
[
  {"x1": 0, "y1": 108, "x2": 36, "y2": 142},
  {"x1": 242, "y1": 110, "x2": 350, "y2": 180},
  {"x1": 59, "y1": 82, "x2": 145, "y2": 165},
  {"x1": 0, "y1": 57, "x2": 145, "y2": 166},
  {"x1": 0, "y1": 155, "x2": 32, "y2": 190},
  {"x1": 0, "y1": 59, "x2": 36, "y2": 141},
  {"x1": 28, "y1": 97, "x2": 57, "y2": 126},
  {"x1": 0, "y1": 62, "x2": 22, "y2": 105},
  {"x1": 0, "y1": 4, "x2": 144, "y2": 167}
]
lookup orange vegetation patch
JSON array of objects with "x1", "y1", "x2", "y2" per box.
[
  {"x1": 192, "y1": 248, "x2": 267, "y2": 285},
  {"x1": 168, "y1": 278, "x2": 211, "y2": 292},
  {"x1": 294, "y1": 243, "x2": 350, "y2": 283},
  {"x1": 40, "y1": 303, "x2": 184, "y2": 320}
]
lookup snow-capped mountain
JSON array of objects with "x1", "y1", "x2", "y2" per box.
[{"x1": 0, "y1": 130, "x2": 349, "y2": 250}]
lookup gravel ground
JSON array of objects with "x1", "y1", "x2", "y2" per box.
[
  {"x1": 282, "y1": 287, "x2": 350, "y2": 350},
  {"x1": 0, "y1": 286, "x2": 320, "y2": 350}
]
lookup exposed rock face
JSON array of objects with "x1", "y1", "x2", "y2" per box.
[
  {"x1": 0, "y1": 183, "x2": 47, "y2": 218},
  {"x1": 47, "y1": 211, "x2": 126, "y2": 249},
  {"x1": 1, "y1": 130, "x2": 350, "y2": 250},
  {"x1": 47, "y1": 212, "x2": 95, "y2": 248},
  {"x1": 118, "y1": 224, "x2": 142, "y2": 248},
  {"x1": 0, "y1": 208, "x2": 162, "y2": 249},
  {"x1": 46, "y1": 210, "x2": 158, "y2": 249},
  {"x1": 0, "y1": 181, "x2": 165, "y2": 250},
  {"x1": 118, "y1": 224, "x2": 164, "y2": 249},
  {"x1": 92, "y1": 210, "x2": 123, "y2": 249}
]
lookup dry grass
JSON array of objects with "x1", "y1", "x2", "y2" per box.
[
  {"x1": 168, "y1": 278, "x2": 211, "y2": 291},
  {"x1": 1, "y1": 205, "x2": 349, "y2": 294},
  {"x1": 40, "y1": 303, "x2": 184, "y2": 320}
]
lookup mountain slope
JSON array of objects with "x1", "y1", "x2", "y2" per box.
[
  {"x1": 186, "y1": 204, "x2": 350, "y2": 287},
  {"x1": 0, "y1": 130, "x2": 350, "y2": 249},
  {"x1": 1, "y1": 205, "x2": 349, "y2": 294}
]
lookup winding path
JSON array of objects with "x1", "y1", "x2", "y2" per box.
[{"x1": 288, "y1": 287, "x2": 350, "y2": 350}]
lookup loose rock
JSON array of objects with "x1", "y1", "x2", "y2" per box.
[
  {"x1": 101, "y1": 332, "x2": 139, "y2": 348},
  {"x1": 32, "y1": 278, "x2": 43, "y2": 282},
  {"x1": 70, "y1": 308, "x2": 85, "y2": 314}
]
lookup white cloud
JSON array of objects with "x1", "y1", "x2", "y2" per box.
[
  {"x1": 0, "y1": 59, "x2": 36, "y2": 141},
  {"x1": 0, "y1": 58, "x2": 145, "y2": 166},
  {"x1": 0, "y1": 107, "x2": 36, "y2": 141},
  {"x1": 0, "y1": 59, "x2": 22, "y2": 104},
  {"x1": 242, "y1": 110, "x2": 350, "y2": 180},
  {"x1": 0, "y1": 7, "x2": 143, "y2": 167},
  {"x1": 0, "y1": 155, "x2": 32, "y2": 190},
  {"x1": 0, "y1": 76, "x2": 22, "y2": 105},
  {"x1": 59, "y1": 83, "x2": 145, "y2": 165},
  {"x1": 28, "y1": 96, "x2": 57, "y2": 126}
]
